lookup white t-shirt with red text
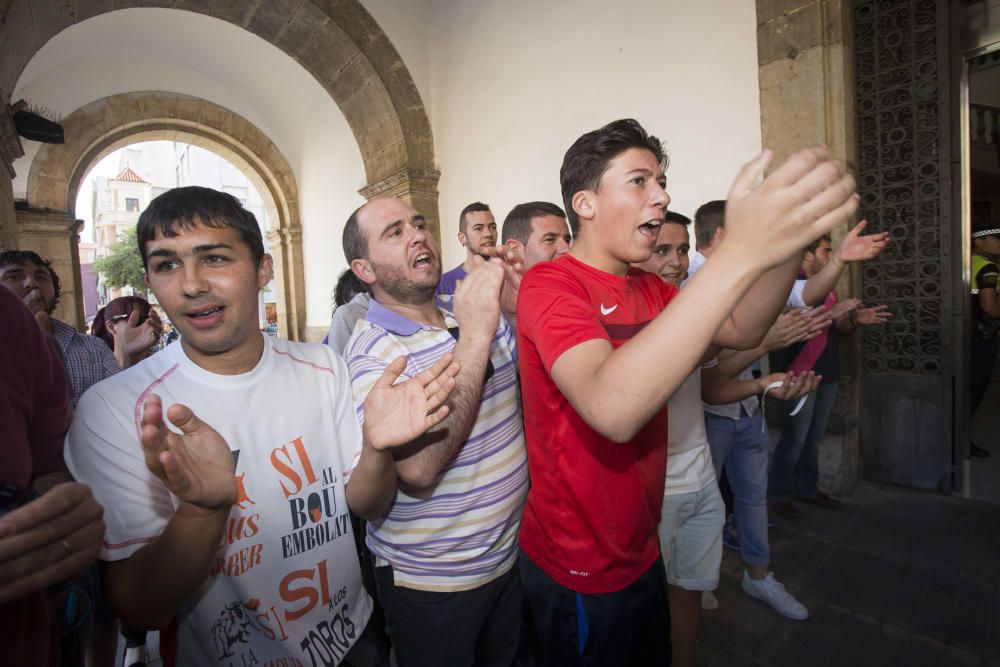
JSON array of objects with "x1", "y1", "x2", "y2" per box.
[{"x1": 65, "y1": 338, "x2": 372, "y2": 667}]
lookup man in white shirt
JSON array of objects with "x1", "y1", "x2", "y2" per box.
[
  {"x1": 65, "y1": 186, "x2": 457, "y2": 666},
  {"x1": 634, "y1": 211, "x2": 817, "y2": 663}
]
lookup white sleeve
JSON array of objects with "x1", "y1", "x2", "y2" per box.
[
  {"x1": 64, "y1": 387, "x2": 176, "y2": 561},
  {"x1": 323, "y1": 349, "x2": 365, "y2": 484},
  {"x1": 786, "y1": 279, "x2": 808, "y2": 309}
]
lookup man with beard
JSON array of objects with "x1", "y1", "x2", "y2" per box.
[
  {"x1": 437, "y1": 201, "x2": 498, "y2": 296},
  {"x1": 342, "y1": 197, "x2": 528, "y2": 667},
  {"x1": 0, "y1": 251, "x2": 121, "y2": 406}
]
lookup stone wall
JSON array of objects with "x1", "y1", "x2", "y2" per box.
[{"x1": 757, "y1": 0, "x2": 861, "y2": 496}]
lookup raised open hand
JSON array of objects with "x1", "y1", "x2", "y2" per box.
[
  {"x1": 140, "y1": 394, "x2": 236, "y2": 511},
  {"x1": 724, "y1": 146, "x2": 859, "y2": 271},
  {"x1": 118, "y1": 308, "x2": 164, "y2": 359},
  {"x1": 363, "y1": 353, "x2": 460, "y2": 451},
  {"x1": 854, "y1": 303, "x2": 892, "y2": 325},
  {"x1": 836, "y1": 219, "x2": 890, "y2": 263}
]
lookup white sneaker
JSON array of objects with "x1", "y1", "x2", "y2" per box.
[
  {"x1": 741, "y1": 571, "x2": 809, "y2": 620},
  {"x1": 701, "y1": 590, "x2": 720, "y2": 610}
]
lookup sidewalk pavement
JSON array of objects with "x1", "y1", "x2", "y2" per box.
[{"x1": 698, "y1": 481, "x2": 1000, "y2": 666}]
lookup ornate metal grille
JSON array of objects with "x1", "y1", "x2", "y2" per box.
[{"x1": 854, "y1": 0, "x2": 951, "y2": 376}]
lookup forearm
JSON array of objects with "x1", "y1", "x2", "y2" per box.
[
  {"x1": 979, "y1": 289, "x2": 1000, "y2": 318},
  {"x1": 835, "y1": 312, "x2": 853, "y2": 334},
  {"x1": 345, "y1": 440, "x2": 398, "y2": 521},
  {"x1": 104, "y1": 503, "x2": 228, "y2": 629},
  {"x1": 561, "y1": 245, "x2": 762, "y2": 441},
  {"x1": 392, "y1": 335, "x2": 490, "y2": 487},
  {"x1": 802, "y1": 257, "x2": 843, "y2": 305},
  {"x1": 717, "y1": 255, "x2": 801, "y2": 349},
  {"x1": 702, "y1": 366, "x2": 762, "y2": 405},
  {"x1": 713, "y1": 346, "x2": 765, "y2": 379},
  {"x1": 113, "y1": 339, "x2": 129, "y2": 369}
]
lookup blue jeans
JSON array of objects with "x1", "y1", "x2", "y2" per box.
[
  {"x1": 705, "y1": 409, "x2": 769, "y2": 567},
  {"x1": 768, "y1": 382, "x2": 838, "y2": 502}
]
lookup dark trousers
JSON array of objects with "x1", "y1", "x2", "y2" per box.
[
  {"x1": 374, "y1": 563, "x2": 522, "y2": 667},
  {"x1": 971, "y1": 335, "x2": 998, "y2": 418},
  {"x1": 519, "y1": 549, "x2": 671, "y2": 666}
]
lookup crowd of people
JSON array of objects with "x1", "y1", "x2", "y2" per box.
[{"x1": 3, "y1": 116, "x2": 943, "y2": 667}]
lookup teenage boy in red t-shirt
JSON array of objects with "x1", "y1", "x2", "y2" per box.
[{"x1": 515, "y1": 118, "x2": 858, "y2": 665}]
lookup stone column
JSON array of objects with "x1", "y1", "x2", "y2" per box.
[
  {"x1": 15, "y1": 208, "x2": 85, "y2": 329},
  {"x1": 359, "y1": 168, "x2": 442, "y2": 241},
  {"x1": 266, "y1": 228, "x2": 293, "y2": 341},
  {"x1": 0, "y1": 105, "x2": 24, "y2": 251},
  {"x1": 756, "y1": 0, "x2": 861, "y2": 495}
]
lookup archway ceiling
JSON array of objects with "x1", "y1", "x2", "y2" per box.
[
  {"x1": 9, "y1": 7, "x2": 358, "y2": 194},
  {"x1": 4, "y1": 2, "x2": 435, "y2": 188}
]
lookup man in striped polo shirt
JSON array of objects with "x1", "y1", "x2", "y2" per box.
[{"x1": 342, "y1": 197, "x2": 528, "y2": 667}]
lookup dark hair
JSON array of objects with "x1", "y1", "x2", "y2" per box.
[
  {"x1": 137, "y1": 186, "x2": 265, "y2": 269},
  {"x1": 459, "y1": 202, "x2": 491, "y2": 233},
  {"x1": 333, "y1": 268, "x2": 367, "y2": 309},
  {"x1": 806, "y1": 234, "x2": 833, "y2": 254},
  {"x1": 664, "y1": 211, "x2": 692, "y2": 227},
  {"x1": 342, "y1": 204, "x2": 368, "y2": 264},
  {"x1": 694, "y1": 200, "x2": 726, "y2": 249},
  {"x1": 91, "y1": 296, "x2": 152, "y2": 350},
  {"x1": 0, "y1": 249, "x2": 62, "y2": 309},
  {"x1": 560, "y1": 119, "x2": 667, "y2": 235},
  {"x1": 501, "y1": 201, "x2": 566, "y2": 244}
]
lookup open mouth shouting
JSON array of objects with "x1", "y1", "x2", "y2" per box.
[
  {"x1": 638, "y1": 220, "x2": 663, "y2": 241},
  {"x1": 413, "y1": 251, "x2": 435, "y2": 268}
]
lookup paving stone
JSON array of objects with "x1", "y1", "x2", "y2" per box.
[
  {"x1": 910, "y1": 569, "x2": 960, "y2": 642},
  {"x1": 941, "y1": 644, "x2": 984, "y2": 667},
  {"x1": 804, "y1": 543, "x2": 856, "y2": 601},
  {"x1": 881, "y1": 561, "x2": 932, "y2": 628},
  {"x1": 904, "y1": 633, "x2": 947, "y2": 667},
  {"x1": 855, "y1": 552, "x2": 903, "y2": 619},
  {"x1": 949, "y1": 576, "x2": 992, "y2": 653}
]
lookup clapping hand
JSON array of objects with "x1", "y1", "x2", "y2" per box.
[
  {"x1": 363, "y1": 354, "x2": 460, "y2": 451},
  {"x1": 140, "y1": 395, "x2": 237, "y2": 512},
  {"x1": 482, "y1": 245, "x2": 525, "y2": 317}
]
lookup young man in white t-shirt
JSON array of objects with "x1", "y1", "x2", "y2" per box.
[
  {"x1": 65, "y1": 187, "x2": 458, "y2": 666},
  {"x1": 633, "y1": 212, "x2": 817, "y2": 666}
]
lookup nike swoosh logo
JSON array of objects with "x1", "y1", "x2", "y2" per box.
[{"x1": 600, "y1": 303, "x2": 618, "y2": 316}]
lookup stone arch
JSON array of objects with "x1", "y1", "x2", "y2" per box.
[
  {"x1": 28, "y1": 92, "x2": 308, "y2": 339},
  {"x1": 0, "y1": 0, "x2": 440, "y2": 232}
]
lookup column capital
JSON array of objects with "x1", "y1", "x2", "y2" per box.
[{"x1": 359, "y1": 167, "x2": 440, "y2": 200}]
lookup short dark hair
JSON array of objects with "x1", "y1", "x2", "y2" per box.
[
  {"x1": 0, "y1": 249, "x2": 61, "y2": 308},
  {"x1": 664, "y1": 211, "x2": 691, "y2": 227},
  {"x1": 342, "y1": 203, "x2": 368, "y2": 264},
  {"x1": 694, "y1": 200, "x2": 726, "y2": 249},
  {"x1": 333, "y1": 268, "x2": 367, "y2": 309},
  {"x1": 136, "y1": 186, "x2": 265, "y2": 269},
  {"x1": 459, "y1": 202, "x2": 491, "y2": 233},
  {"x1": 501, "y1": 201, "x2": 566, "y2": 244},
  {"x1": 806, "y1": 234, "x2": 833, "y2": 254},
  {"x1": 560, "y1": 118, "x2": 667, "y2": 235}
]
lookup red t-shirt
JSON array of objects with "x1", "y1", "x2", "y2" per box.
[{"x1": 516, "y1": 254, "x2": 678, "y2": 594}]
